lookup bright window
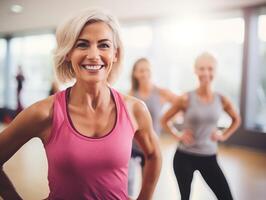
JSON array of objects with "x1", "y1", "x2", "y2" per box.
[
  {"x1": 7, "y1": 34, "x2": 56, "y2": 109},
  {"x1": 0, "y1": 39, "x2": 7, "y2": 107},
  {"x1": 117, "y1": 17, "x2": 244, "y2": 127},
  {"x1": 114, "y1": 24, "x2": 154, "y2": 92},
  {"x1": 252, "y1": 14, "x2": 266, "y2": 131}
]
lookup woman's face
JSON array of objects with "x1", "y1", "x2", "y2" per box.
[
  {"x1": 68, "y1": 22, "x2": 117, "y2": 84},
  {"x1": 133, "y1": 60, "x2": 151, "y2": 83},
  {"x1": 195, "y1": 57, "x2": 216, "y2": 86}
]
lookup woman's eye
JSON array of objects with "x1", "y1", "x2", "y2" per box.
[
  {"x1": 99, "y1": 43, "x2": 110, "y2": 48},
  {"x1": 76, "y1": 42, "x2": 88, "y2": 48}
]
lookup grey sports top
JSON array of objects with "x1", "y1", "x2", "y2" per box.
[
  {"x1": 134, "y1": 87, "x2": 162, "y2": 134},
  {"x1": 179, "y1": 90, "x2": 223, "y2": 155}
]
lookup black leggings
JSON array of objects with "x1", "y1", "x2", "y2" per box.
[{"x1": 173, "y1": 150, "x2": 233, "y2": 200}]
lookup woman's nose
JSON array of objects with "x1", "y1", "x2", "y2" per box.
[{"x1": 86, "y1": 46, "x2": 100, "y2": 60}]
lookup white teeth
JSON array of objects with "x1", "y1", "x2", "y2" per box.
[{"x1": 84, "y1": 65, "x2": 102, "y2": 70}]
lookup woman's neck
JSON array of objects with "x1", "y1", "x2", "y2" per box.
[
  {"x1": 138, "y1": 81, "x2": 153, "y2": 93},
  {"x1": 197, "y1": 85, "x2": 213, "y2": 97},
  {"x1": 70, "y1": 81, "x2": 110, "y2": 110}
]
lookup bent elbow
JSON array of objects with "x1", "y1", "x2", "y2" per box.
[
  {"x1": 235, "y1": 115, "x2": 241, "y2": 128},
  {"x1": 160, "y1": 117, "x2": 167, "y2": 131}
]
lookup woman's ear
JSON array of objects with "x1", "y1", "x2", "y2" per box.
[
  {"x1": 66, "y1": 50, "x2": 73, "y2": 62},
  {"x1": 66, "y1": 54, "x2": 70, "y2": 62}
]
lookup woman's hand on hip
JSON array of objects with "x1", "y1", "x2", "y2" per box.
[{"x1": 180, "y1": 129, "x2": 195, "y2": 145}]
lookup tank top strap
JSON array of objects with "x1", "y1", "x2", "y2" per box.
[
  {"x1": 109, "y1": 87, "x2": 121, "y2": 118},
  {"x1": 214, "y1": 92, "x2": 221, "y2": 101},
  {"x1": 152, "y1": 86, "x2": 159, "y2": 94},
  {"x1": 152, "y1": 86, "x2": 161, "y2": 99},
  {"x1": 214, "y1": 92, "x2": 223, "y2": 107},
  {"x1": 133, "y1": 89, "x2": 139, "y2": 98},
  {"x1": 45, "y1": 90, "x2": 66, "y2": 146},
  {"x1": 111, "y1": 88, "x2": 135, "y2": 134},
  {"x1": 186, "y1": 90, "x2": 197, "y2": 107}
]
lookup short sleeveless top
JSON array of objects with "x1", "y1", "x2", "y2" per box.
[
  {"x1": 44, "y1": 88, "x2": 135, "y2": 200},
  {"x1": 134, "y1": 87, "x2": 162, "y2": 134},
  {"x1": 179, "y1": 90, "x2": 223, "y2": 155}
]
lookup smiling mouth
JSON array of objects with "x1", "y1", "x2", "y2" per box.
[{"x1": 81, "y1": 65, "x2": 105, "y2": 71}]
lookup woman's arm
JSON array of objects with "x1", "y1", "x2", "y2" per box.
[
  {"x1": 125, "y1": 95, "x2": 162, "y2": 200},
  {"x1": 133, "y1": 100, "x2": 162, "y2": 200},
  {"x1": 161, "y1": 95, "x2": 194, "y2": 145},
  {"x1": 0, "y1": 97, "x2": 53, "y2": 199},
  {"x1": 212, "y1": 95, "x2": 241, "y2": 142},
  {"x1": 0, "y1": 167, "x2": 22, "y2": 200}
]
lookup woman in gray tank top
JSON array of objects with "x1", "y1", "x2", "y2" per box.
[
  {"x1": 128, "y1": 58, "x2": 177, "y2": 198},
  {"x1": 161, "y1": 52, "x2": 241, "y2": 200}
]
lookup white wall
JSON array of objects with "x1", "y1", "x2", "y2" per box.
[{"x1": 0, "y1": 0, "x2": 265, "y2": 34}]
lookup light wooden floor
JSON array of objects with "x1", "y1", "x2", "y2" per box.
[
  {"x1": 1, "y1": 126, "x2": 266, "y2": 200},
  {"x1": 153, "y1": 135, "x2": 266, "y2": 200}
]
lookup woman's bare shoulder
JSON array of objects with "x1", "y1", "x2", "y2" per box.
[
  {"x1": 28, "y1": 95, "x2": 55, "y2": 120},
  {"x1": 0, "y1": 95, "x2": 56, "y2": 144},
  {"x1": 120, "y1": 93, "x2": 148, "y2": 131},
  {"x1": 121, "y1": 93, "x2": 145, "y2": 110}
]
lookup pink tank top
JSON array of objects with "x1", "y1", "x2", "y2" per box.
[{"x1": 44, "y1": 87, "x2": 135, "y2": 200}]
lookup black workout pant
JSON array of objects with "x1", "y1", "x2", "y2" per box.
[{"x1": 173, "y1": 150, "x2": 233, "y2": 200}]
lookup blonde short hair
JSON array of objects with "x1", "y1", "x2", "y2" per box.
[
  {"x1": 54, "y1": 8, "x2": 123, "y2": 84},
  {"x1": 194, "y1": 52, "x2": 217, "y2": 68}
]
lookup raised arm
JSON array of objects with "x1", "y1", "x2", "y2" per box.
[
  {"x1": 0, "y1": 97, "x2": 53, "y2": 199},
  {"x1": 126, "y1": 96, "x2": 162, "y2": 200}
]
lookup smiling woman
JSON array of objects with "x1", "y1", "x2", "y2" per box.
[
  {"x1": 0, "y1": 8, "x2": 162, "y2": 200},
  {"x1": 54, "y1": 9, "x2": 123, "y2": 84},
  {"x1": 161, "y1": 52, "x2": 241, "y2": 200},
  {"x1": 67, "y1": 22, "x2": 118, "y2": 84}
]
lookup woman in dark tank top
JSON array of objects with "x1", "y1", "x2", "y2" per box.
[
  {"x1": 128, "y1": 58, "x2": 178, "y2": 198},
  {"x1": 161, "y1": 52, "x2": 241, "y2": 200}
]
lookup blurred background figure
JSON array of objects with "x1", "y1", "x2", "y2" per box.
[
  {"x1": 128, "y1": 57, "x2": 177, "y2": 198},
  {"x1": 130, "y1": 58, "x2": 177, "y2": 134},
  {"x1": 0, "y1": 65, "x2": 25, "y2": 124},
  {"x1": 161, "y1": 52, "x2": 241, "y2": 200},
  {"x1": 15, "y1": 65, "x2": 25, "y2": 114}
]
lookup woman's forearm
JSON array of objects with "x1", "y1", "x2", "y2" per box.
[
  {"x1": 0, "y1": 167, "x2": 22, "y2": 200},
  {"x1": 137, "y1": 150, "x2": 162, "y2": 200},
  {"x1": 161, "y1": 119, "x2": 180, "y2": 141},
  {"x1": 223, "y1": 117, "x2": 241, "y2": 140}
]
